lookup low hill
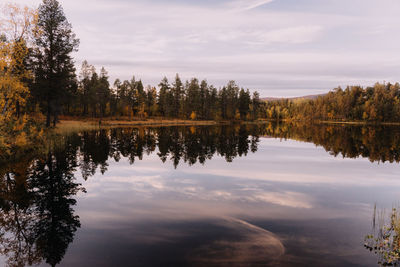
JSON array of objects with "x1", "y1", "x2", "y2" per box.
[{"x1": 262, "y1": 94, "x2": 325, "y2": 102}]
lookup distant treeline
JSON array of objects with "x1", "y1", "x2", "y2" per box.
[
  {"x1": 66, "y1": 61, "x2": 262, "y2": 121},
  {"x1": 264, "y1": 82, "x2": 400, "y2": 122},
  {"x1": 264, "y1": 122, "x2": 400, "y2": 163}
]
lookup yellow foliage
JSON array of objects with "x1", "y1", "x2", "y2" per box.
[
  {"x1": 14, "y1": 131, "x2": 28, "y2": 147},
  {"x1": 0, "y1": 134, "x2": 9, "y2": 151},
  {"x1": 0, "y1": 3, "x2": 36, "y2": 120},
  {"x1": 0, "y1": 4, "x2": 45, "y2": 162},
  {"x1": 190, "y1": 111, "x2": 196, "y2": 120},
  {"x1": 12, "y1": 114, "x2": 28, "y2": 131},
  {"x1": 234, "y1": 109, "x2": 241, "y2": 120}
]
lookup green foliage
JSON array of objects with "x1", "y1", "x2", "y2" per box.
[
  {"x1": 2, "y1": 1, "x2": 264, "y2": 124},
  {"x1": 62, "y1": 62, "x2": 264, "y2": 121},
  {"x1": 31, "y1": 0, "x2": 79, "y2": 127},
  {"x1": 263, "y1": 82, "x2": 400, "y2": 122}
]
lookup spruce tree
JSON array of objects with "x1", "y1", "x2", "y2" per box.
[{"x1": 32, "y1": 0, "x2": 79, "y2": 126}]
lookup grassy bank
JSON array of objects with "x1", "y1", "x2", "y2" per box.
[
  {"x1": 56, "y1": 118, "x2": 400, "y2": 134},
  {"x1": 54, "y1": 117, "x2": 222, "y2": 134}
]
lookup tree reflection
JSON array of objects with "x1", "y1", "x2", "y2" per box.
[
  {"x1": 56, "y1": 122, "x2": 400, "y2": 181},
  {"x1": 30, "y1": 150, "x2": 85, "y2": 267},
  {"x1": 0, "y1": 144, "x2": 85, "y2": 267},
  {"x1": 0, "y1": 160, "x2": 39, "y2": 267},
  {"x1": 0, "y1": 124, "x2": 262, "y2": 266},
  {"x1": 2, "y1": 123, "x2": 400, "y2": 265},
  {"x1": 74, "y1": 124, "x2": 264, "y2": 174},
  {"x1": 263, "y1": 122, "x2": 400, "y2": 163},
  {"x1": 364, "y1": 205, "x2": 400, "y2": 266}
]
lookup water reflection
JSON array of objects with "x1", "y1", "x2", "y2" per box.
[
  {"x1": 0, "y1": 125, "x2": 262, "y2": 266},
  {"x1": 0, "y1": 148, "x2": 85, "y2": 267},
  {"x1": 1, "y1": 123, "x2": 400, "y2": 266},
  {"x1": 76, "y1": 125, "x2": 261, "y2": 179},
  {"x1": 265, "y1": 122, "x2": 400, "y2": 163}
]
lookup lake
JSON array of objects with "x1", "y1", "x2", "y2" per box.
[{"x1": 1, "y1": 123, "x2": 400, "y2": 266}]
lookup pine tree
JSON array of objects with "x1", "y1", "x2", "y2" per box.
[
  {"x1": 158, "y1": 77, "x2": 170, "y2": 117},
  {"x1": 32, "y1": 0, "x2": 79, "y2": 127},
  {"x1": 79, "y1": 60, "x2": 92, "y2": 116},
  {"x1": 238, "y1": 88, "x2": 251, "y2": 119},
  {"x1": 98, "y1": 67, "x2": 110, "y2": 117},
  {"x1": 172, "y1": 74, "x2": 183, "y2": 117}
]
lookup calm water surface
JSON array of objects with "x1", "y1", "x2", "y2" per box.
[{"x1": 1, "y1": 123, "x2": 400, "y2": 266}]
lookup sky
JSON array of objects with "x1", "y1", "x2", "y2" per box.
[{"x1": 9, "y1": 0, "x2": 400, "y2": 97}]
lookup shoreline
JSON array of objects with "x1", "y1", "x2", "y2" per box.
[
  {"x1": 54, "y1": 118, "x2": 224, "y2": 134},
  {"x1": 259, "y1": 119, "x2": 400, "y2": 126},
  {"x1": 53, "y1": 118, "x2": 278, "y2": 134},
  {"x1": 55, "y1": 118, "x2": 400, "y2": 132}
]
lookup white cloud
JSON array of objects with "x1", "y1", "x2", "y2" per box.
[
  {"x1": 8, "y1": 0, "x2": 400, "y2": 97},
  {"x1": 229, "y1": 0, "x2": 275, "y2": 11},
  {"x1": 248, "y1": 191, "x2": 313, "y2": 208}
]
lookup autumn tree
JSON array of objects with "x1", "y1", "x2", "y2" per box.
[
  {"x1": 0, "y1": 3, "x2": 36, "y2": 119},
  {"x1": 0, "y1": 3, "x2": 46, "y2": 160}
]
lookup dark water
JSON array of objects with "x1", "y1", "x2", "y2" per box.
[{"x1": 1, "y1": 123, "x2": 400, "y2": 267}]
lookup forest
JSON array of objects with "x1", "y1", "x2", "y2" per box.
[
  {"x1": 263, "y1": 82, "x2": 400, "y2": 122},
  {"x1": 70, "y1": 62, "x2": 262, "y2": 122},
  {"x1": 0, "y1": 0, "x2": 262, "y2": 126},
  {"x1": 0, "y1": 0, "x2": 262, "y2": 158},
  {"x1": 2, "y1": 119, "x2": 400, "y2": 265},
  {"x1": 2, "y1": 0, "x2": 400, "y2": 161}
]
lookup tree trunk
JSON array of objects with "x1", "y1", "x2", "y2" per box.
[
  {"x1": 53, "y1": 112, "x2": 57, "y2": 127},
  {"x1": 46, "y1": 100, "x2": 51, "y2": 127},
  {"x1": 53, "y1": 102, "x2": 60, "y2": 127},
  {"x1": 83, "y1": 103, "x2": 87, "y2": 116}
]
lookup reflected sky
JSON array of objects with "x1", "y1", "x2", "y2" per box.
[
  {"x1": 56, "y1": 137, "x2": 398, "y2": 266},
  {"x1": 1, "y1": 125, "x2": 400, "y2": 266}
]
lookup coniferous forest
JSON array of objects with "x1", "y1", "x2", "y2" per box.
[
  {"x1": 72, "y1": 63, "x2": 262, "y2": 122},
  {"x1": 2, "y1": 0, "x2": 400, "y2": 160},
  {"x1": 1, "y1": 1, "x2": 262, "y2": 127},
  {"x1": 262, "y1": 83, "x2": 400, "y2": 122},
  {"x1": 2, "y1": 1, "x2": 400, "y2": 266}
]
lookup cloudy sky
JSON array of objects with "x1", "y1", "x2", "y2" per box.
[{"x1": 11, "y1": 0, "x2": 400, "y2": 97}]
